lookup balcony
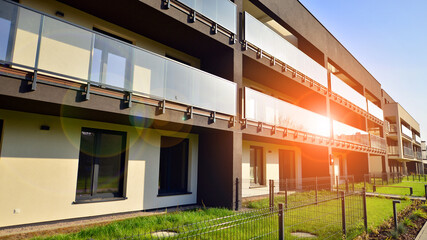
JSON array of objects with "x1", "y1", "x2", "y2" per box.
[
  {"x1": 0, "y1": 0, "x2": 236, "y2": 116},
  {"x1": 332, "y1": 120, "x2": 370, "y2": 147},
  {"x1": 384, "y1": 120, "x2": 390, "y2": 134},
  {"x1": 387, "y1": 146, "x2": 399, "y2": 155},
  {"x1": 330, "y1": 74, "x2": 366, "y2": 111},
  {"x1": 367, "y1": 100, "x2": 384, "y2": 121},
  {"x1": 414, "y1": 134, "x2": 421, "y2": 144},
  {"x1": 243, "y1": 12, "x2": 328, "y2": 89},
  {"x1": 370, "y1": 134, "x2": 387, "y2": 151},
  {"x1": 401, "y1": 125, "x2": 412, "y2": 139},
  {"x1": 174, "y1": 0, "x2": 236, "y2": 34},
  {"x1": 403, "y1": 146, "x2": 414, "y2": 158},
  {"x1": 244, "y1": 87, "x2": 330, "y2": 137}
]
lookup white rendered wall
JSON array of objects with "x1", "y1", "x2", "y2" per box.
[{"x1": 0, "y1": 109, "x2": 198, "y2": 227}]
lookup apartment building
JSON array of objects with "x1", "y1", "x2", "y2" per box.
[
  {"x1": 382, "y1": 99, "x2": 422, "y2": 175},
  {"x1": 0, "y1": 0, "x2": 395, "y2": 227}
]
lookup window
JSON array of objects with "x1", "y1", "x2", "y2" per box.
[
  {"x1": 158, "y1": 137, "x2": 189, "y2": 195},
  {"x1": 76, "y1": 128, "x2": 126, "y2": 201},
  {"x1": 250, "y1": 146, "x2": 264, "y2": 186}
]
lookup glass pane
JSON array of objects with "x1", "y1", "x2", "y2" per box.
[
  {"x1": 217, "y1": 0, "x2": 236, "y2": 33},
  {"x1": 192, "y1": 71, "x2": 216, "y2": 112},
  {"x1": 38, "y1": 16, "x2": 92, "y2": 81},
  {"x1": 244, "y1": 12, "x2": 327, "y2": 87},
  {"x1": 331, "y1": 74, "x2": 367, "y2": 111},
  {"x1": 215, "y1": 77, "x2": 236, "y2": 115},
  {"x1": 132, "y1": 48, "x2": 166, "y2": 98},
  {"x1": 39, "y1": 17, "x2": 92, "y2": 80},
  {"x1": 76, "y1": 130, "x2": 95, "y2": 197},
  {"x1": 90, "y1": 34, "x2": 132, "y2": 89},
  {"x1": 165, "y1": 60, "x2": 193, "y2": 105},
  {"x1": 0, "y1": 1, "x2": 16, "y2": 61},
  {"x1": 401, "y1": 124, "x2": 412, "y2": 138},
  {"x1": 245, "y1": 87, "x2": 330, "y2": 137},
  {"x1": 11, "y1": 7, "x2": 41, "y2": 69},
  {"x1": 195, "y1": 0, "x2": 216, "y2": 23},
  {"x1": 96, "y1": 132, "x2": 125, "y2": 196},
  {"x1": 367, "y1": 100, "x2": 384, "y2": 120},
  {"x1": 333, "y1": 120, "x2": 369, "y2": 146},
  {"x1": 159, "y1": 137, "x2": 189, "y2": 194}
]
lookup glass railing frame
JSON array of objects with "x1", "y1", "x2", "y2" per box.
[
  {"x1": 0, "y1": 0, "x2": 237, "y2": 116},
  {"x1": 243, "y1": 12, "x2": 328, "y2": 91}
]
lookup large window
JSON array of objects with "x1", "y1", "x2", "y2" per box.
[
  {"x1": 250, "y1": 146, "x2": 264, "y2": 186},
  {"x1": 158, "y1": 137, "x2": 189, "y2": 195},
  {"x1": 76, "y1": 128, "x2": 126, "y2": 201}
]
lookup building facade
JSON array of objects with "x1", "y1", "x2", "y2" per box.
[
  {"x1": 383, "y1": 101, "x2": 422, "y2": 175},
  {"x1": 0, "y1": 0, "x2": 417, "y2": 228}
]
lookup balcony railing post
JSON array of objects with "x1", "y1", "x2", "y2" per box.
[{"x1": 32, "y1": 14, "x2": 45, "y2": 91}]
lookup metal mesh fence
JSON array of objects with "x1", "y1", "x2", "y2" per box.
[
  {"x1": 118, "y1": 207, "x2": 279, "y2": 239},
  {"x1": 118, "y1": 176, "x2": 366, "y2": 240}
]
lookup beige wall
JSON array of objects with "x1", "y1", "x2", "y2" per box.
[
  {"x1": 241, "y1": 140, "x2": 301, "y2": 197},
  {"x1": 369, "y1": 155, "x2": 383, "y2": 173},
  {"x1": 0, "y1": 109, "x2": 198, "y2": 227}
]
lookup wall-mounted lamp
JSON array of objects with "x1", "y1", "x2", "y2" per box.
[
  {"x1": 40, "y1": 125, "x2": 50, "y2": 131},
  {"x1": 55, "y1": 11, "x2": 64, "y2": 18}
]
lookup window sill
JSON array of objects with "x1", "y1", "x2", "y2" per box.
[
  {"x1": 157, "y1": 192, "x2": 192, "y2": 197},
  {"x1": 73, "y1": 197, "x2": 127, "y2": 204}
]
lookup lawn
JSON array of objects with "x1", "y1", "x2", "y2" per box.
[{"x1": 31, "y1": 194, "x2": 414, "y2": 240}]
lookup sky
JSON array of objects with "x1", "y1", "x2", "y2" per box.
[{"x1": 297, "y1": 0, "x2": 427, "y2": 139}]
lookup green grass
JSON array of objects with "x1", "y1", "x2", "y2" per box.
[
  {"x1": 374, "y1": 181, "x2": 427, "y2": 197},
  {"x1": 366, "y1": 197, "x2": 412, "y2": 229},
  {"x1": 32, "y1": 193, "x2": 415, "y2": 240},
  {"x1": 32, "y1": 208, "x2": 233, "y2": 240}
]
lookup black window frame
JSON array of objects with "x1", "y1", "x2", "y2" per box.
[
  {"x1": 75, "y1": 127, "x2": 127, "y2": 202},
  {"x1": 158, "y1": 136, "x2": 190, "y2": 196}
]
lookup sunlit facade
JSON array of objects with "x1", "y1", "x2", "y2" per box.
[
  {"x1": 383, "y1": 101, "x2": 422, "y2": 175},
  {"x1": 0, "y1": 0, "x2": 412, "y2": 227}
]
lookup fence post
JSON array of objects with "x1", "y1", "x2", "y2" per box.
[
  {"x1": 336, "y1": 176, "x2": 339, "y2": 198},
  {"x1": 362, "y1": 188, "x2": 368, "y2": 232},
  {"x1": 345, "y1": 178, "x2": 349, "y2": 193},
  {"x1": 235, "y1": 178, "x2": 239, "y2": 211},
  {"x1": 341, "y1": 191, "x2": 346, "y2": 237},
  {"x1": 278, "y1": 203, "x2": 284, "y2": 240},
  {"x1": 393, "y1": 200, "x2": 400, "y2": 231},
  {"x1": 269, "y1": 179, "x2": 274, "y2": 211},
  {"x1": 285, "y1": 179, "x2": 288, "y2": 209},
  {"x1": 364, "y1": 175, "x2": 366, "y2": 189},
  {"x1": 374, "y1": 173, "x2": 376, "y2": 185},
  {"x1": 352, "y1": 176, "x2": 355, "y2": 192},
  {"x1": 315, "y1": 176, "x2": 318, "y2": 204}
]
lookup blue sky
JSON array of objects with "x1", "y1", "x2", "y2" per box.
[{"x1": 298, "y1": 0, "x2": 427, "y2": 139}]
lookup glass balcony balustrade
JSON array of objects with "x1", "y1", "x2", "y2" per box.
[
  {"x1": 370, "y1": 134, "x2": 386, "y2": 151},
  {"x1": 389, "y1": 124, "x2": 398, "y2": 133},
  {"x1": 414, "y1": 134, "x2": 421, "y2": 144},
  {"x1": 388, "y1": 146, "x2": 399, "y2": 155},
  {"x1": 332, "y1": 120, "x2": 369, "y2": 146},
  {"x1": 367, "y1": 100, "x2": 384, "y2": 121},
  {"x1": 401, "y1": 125, "x2": 412, "y2": 139},
  {"x1": 0, "y1": 0, "x2": 236, "y2": 116},
  {"x1": 244, "y1": 87, "x2": 330, "y2": 137},
  {"x1": 330, "y1": 74, "x2": 367, "y2": 111},
  {"x1": 416, "y1": 151, "x2": 422, "y2": 160},
  {"x1": 403, "y1": 146, "x2": 414, "y2": 158},
  {"x1": 177, "y1": 0, "x2": 236, "y2": 34},
  {"x1": 244, "y1": 12, "x2": 328, "y2": 88}
]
